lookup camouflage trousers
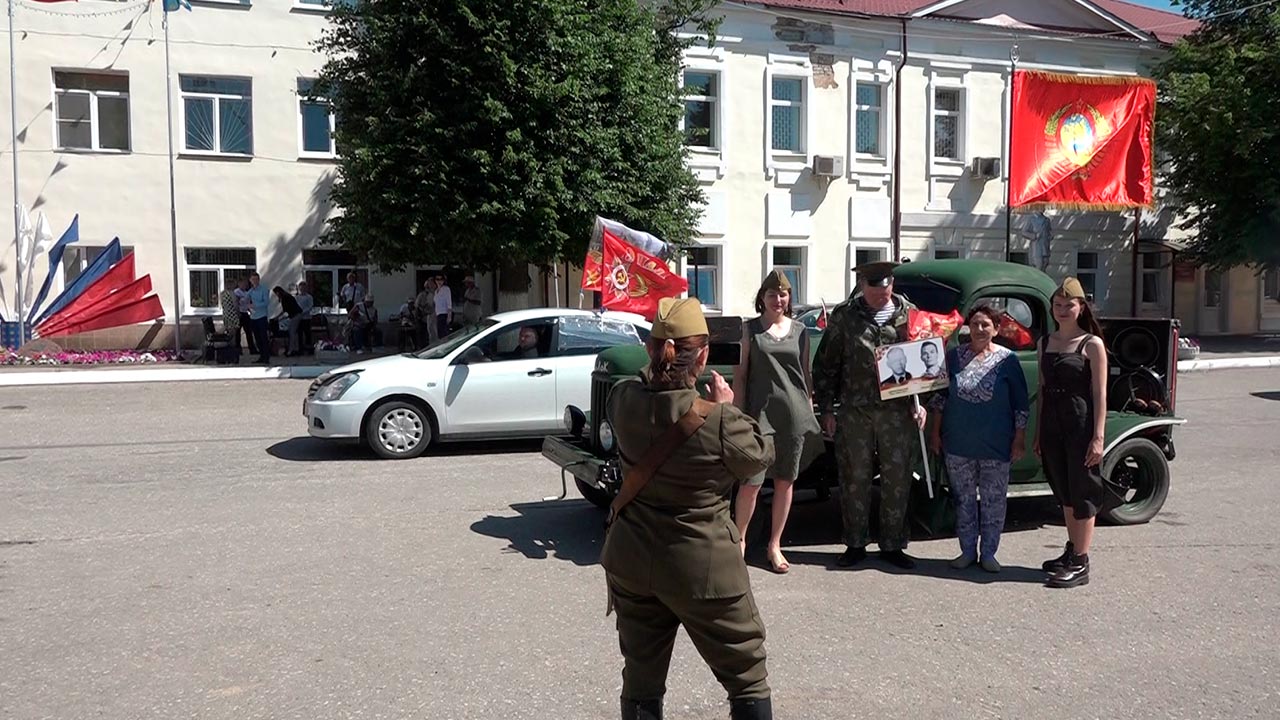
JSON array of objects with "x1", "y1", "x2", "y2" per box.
[{"x1": 833, "y1": 402, "x2": 918, "y2": 552}]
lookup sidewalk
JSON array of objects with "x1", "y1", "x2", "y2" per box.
[
  {"x1": 0, "y1": 349, "x2": 395, "y2": 387},
  {"x1": 1178, "y1": 335, "x2": 1280, "y2": 372}
]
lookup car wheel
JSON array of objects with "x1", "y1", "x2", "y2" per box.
[
  {"x1": 574, "y1": 477, "x2": 615, "y2": 509},
  {"x1": 365, "y1": 400, "x2": 432, "y2": 459},
  {"x1": 1099, "y1": 437, "x2": 1170, "y2": 525}
]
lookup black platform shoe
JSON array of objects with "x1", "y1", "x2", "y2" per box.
[
  {"x1": 835, "y1": 546, "x2": 867, "y2": 567},
  {"x1": 1042, "y1": 542, "x2": 1075, "y2": 573},
  {"x1": 621, "y1": 697, "x2": 662, "y2": 720},
  {"x1": 730, "y1": 697, "x2": 773, "y2": 720},
  {"x1": 1047, "y1": 554, "x2": 1090, "y2": 588}
]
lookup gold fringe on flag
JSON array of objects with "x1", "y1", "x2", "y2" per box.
[{"x1": 1022, "y1": 70, "x2": 1156, "y2": 88}]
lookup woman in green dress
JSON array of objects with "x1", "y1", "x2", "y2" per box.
[{"x1": 732, "y1": 270, "x2": 823, "y2": 574}]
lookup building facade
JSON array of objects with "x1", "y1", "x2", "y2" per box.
[{"x1": 1, "y1": 0, "x2": 1273, "y2": 350}]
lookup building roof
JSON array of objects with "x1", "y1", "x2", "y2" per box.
[{"x1": 747, "y1": 0, "x2": 1197, "y2": 44}]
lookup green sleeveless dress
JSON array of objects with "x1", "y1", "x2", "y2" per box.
[{"x1": 744, "y1": 317, "x2": 823, "y2": 484}]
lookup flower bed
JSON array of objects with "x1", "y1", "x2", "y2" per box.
[{"x1": 0, "y1": 348, "x2": 181, "y2": 367}]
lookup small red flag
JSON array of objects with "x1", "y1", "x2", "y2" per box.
[
  {"x1": 599, "y1": 229, "x2": 687, "y2": 320},
  {"x1": 1009, "y1": 71, "x2": 1155, "y2": 209},
  {"x1": 908, "y1": 309, "x2": 964, "y2": 341}
]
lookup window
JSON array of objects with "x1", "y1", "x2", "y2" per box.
[
  {"x1": 556, "y1": 316, "x2": 643, "y2": 357},
  {"x1": 62, "y1": 244, "x2": 135, "y2": 284},
  {"x1": 682, "y1": 71, "x2": 718, "y2": 149},
  {"x1": 1203, "y1": 269, "x2": 1222, "y2": 308},
  {"x1": 297, "y1": 79, "x2": 336, "y2": 158},
  {"x1": 464, "y1": 318, "x2": 557, "y2": 363},
  {"x1": 771, "y1": 246, "x2": 804, "y2": 300},
  {"x1": 770, "y1": 76, "x2": 805, "y2": 154},
  {"x1": 54, "y1": 71, "x2": 129, "y2": 152},
  {"x1": 977, "y1": 294, "x2": 1044, "y2": 352},
  {"x1": 1077, "y1": 252, "x2": 1100, "y2": 302},
  {"x1": 180, "y1": 75, "x2": 253, "y2": 155},
  {"x1": 854, "y1": 82, "x2": 883, "y2": 156},
  {"x1": 1266, "y1": 269, "x2": 1280, "y2": 301},
  {"x1": 1141, "y1": 253, "x2": 1163, "y2": 305},
  {"x1": 304, "y1": 249, "x2": 366, "y2": 312},
  {"x1": 933, "y1": 87, "x2": 963, "y2": 161},
  {"x1": 1007, "y1": 251, "x2": 1029, "y2": 265},
  {"x1": 294, "y1": 0, "x2": 353, "y2": 8},
  {"x1": 685, "y1": 246, "x2": 720, "y2": 308},
  {"x1": 934, "y1": 248, "x2": 962, "y2": 260},
  {"x1": 851, "y1": 245, "x2": 889, "y2": 288},
  {"x1": 184, "y1": 247, "x2": 256, "y2": 313}
]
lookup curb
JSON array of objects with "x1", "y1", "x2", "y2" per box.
[
  {"x1": 1176, "y1": 356, "x2": 1280, "y2": 372},
  {"x1": 0, "y1": 365, "x2": 329, "y2": 387}
]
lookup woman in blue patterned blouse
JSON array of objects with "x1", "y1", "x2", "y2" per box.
[{"x1": 928, "y1": 305, "x2": 1030, "y2": 573}]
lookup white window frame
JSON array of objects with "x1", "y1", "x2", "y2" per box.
[
  {"x1": 1139, "y1": 252, "x2": 1166, "y2": 308},
  {"x1": 848, "y1": 241, "x2": 893, "y2": 297},
  {"x1": 1075, "y1": 250, "x2": 1105, "y2": 306},
  {"x1": 52, "y1": 70, "x2": 131, "y2": 153},
  {"x1": 764, "y1": 241, "x2": 812, "y2": 305},
  {"x1": 680, "y1": 47, "x2": 727, "y2": 182},
  {"x1": 933, "y1": 246, "x2": 964, "y2": 260},
  {"x1": 931, "y1": 85, "x2": 966, "y2": 164},
  {"x1": 297, "y1": 78, "x2": 336, "y2": 159},
  {"x1": 292, "y1": 0, "x2": 331, "y2": 11},
  {"x1": 179, "y1": 74, "x2": 254, "y2": 157},
  {"x1": 680, "y1": 243, "x2": 724, "y2": 313},
  {"x1": 764, "y1": 54, "x2": 813, "y2": 183},
  {"x1": 182, "y1": 247, "x2": 257, "y2": 316},
  {"x1": 681, "y1": 69, "x2": 720, "y2": 151},
  {"x1": 852, "y1": 80, "x2": 887, "y2": 159}
]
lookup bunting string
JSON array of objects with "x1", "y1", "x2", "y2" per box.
[{"x1": 16, "y1": 0, "x2": 152, "y2": 18}]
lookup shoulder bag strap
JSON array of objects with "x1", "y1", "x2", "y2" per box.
[{"x1": 607, "y1": 398, "x2": 714, "y2": 526}]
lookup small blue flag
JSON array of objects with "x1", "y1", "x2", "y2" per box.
[{"x1": 163, "y1": 0, "x2": 192, "y2": 11}]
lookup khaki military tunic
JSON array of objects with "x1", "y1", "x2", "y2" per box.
[{"x1": 601, "y1": 376, "x2": 774, "y2": 701}]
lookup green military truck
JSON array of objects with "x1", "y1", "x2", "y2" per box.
[{"x1": 542, "y1": 260, "x2": 1186, "y2": 526}]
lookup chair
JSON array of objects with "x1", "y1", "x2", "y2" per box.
[{"x1": 201, "y1": 316, "x2": 235, "y2": 364}]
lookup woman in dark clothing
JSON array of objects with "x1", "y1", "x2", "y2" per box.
[
  {"x1": 272, "y1": 286, "x2": 305, "y2": 357},
  {"x1": 602, "y1": 297, "x2": 776, "y2": 720},
  {"x1": 1036, "y1": 277, "x2": 1108, "y2": 589}
]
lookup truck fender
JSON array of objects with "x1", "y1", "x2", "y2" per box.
[{"x1": 1103, "y1": 418, "x2": 1187, "y2": 457}]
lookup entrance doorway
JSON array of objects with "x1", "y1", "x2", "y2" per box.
[
  {"x1": 1199, "y1": 268, "x2": 1225, "y2": 334},
  {"x1": 1261, "y1": 268, "x2": 1280, "y2": 333}
]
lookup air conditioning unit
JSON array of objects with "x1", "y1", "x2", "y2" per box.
[
  {"x1": 970, "y1": 156, "x2": 1001, "y2": 180},
  {"x1": 812, "y1": 155, "x2": 845, "y2": 178}
]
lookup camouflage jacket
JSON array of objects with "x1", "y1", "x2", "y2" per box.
[{"x1": 813, "y1": 293, "x2": 915, "y2": 412}]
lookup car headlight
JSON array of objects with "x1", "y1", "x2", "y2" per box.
[
  {"x1": 598, "y1": 420, "x2": 615, "y2": 452},
  {"x1": 315, "y1": 372, "x2": 360, "y2": 401}
]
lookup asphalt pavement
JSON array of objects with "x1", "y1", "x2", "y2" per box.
[{"x1": 1, "y1": 371, "x2": 1278, "y2": 719}]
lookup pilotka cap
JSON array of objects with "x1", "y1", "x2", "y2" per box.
[{"x1": 651, "y1": 297, "x2": 709, "y2": 340}]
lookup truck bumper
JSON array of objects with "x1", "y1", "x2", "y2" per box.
[{"x1": 541, "y1": 436, "x2": 609, "y2": 490}]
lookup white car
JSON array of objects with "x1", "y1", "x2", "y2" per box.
[{"x1": 304, "y1": 308, "x2": 650, "y2": 459}]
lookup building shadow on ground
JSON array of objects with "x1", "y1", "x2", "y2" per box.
[
  {"x1": 266, "y1": 437, "x2": 544, "y2": 462},
  {"x1": 470, "y1": 499, "x2": 606, "y2": 566}
]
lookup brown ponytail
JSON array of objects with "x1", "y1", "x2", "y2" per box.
[
  {"x1": 1076, "y1": 298, "x2": 1105, "y2": 338},
  {"x1": 646, "y1": 335, "x2": 709, "y2": 390}
]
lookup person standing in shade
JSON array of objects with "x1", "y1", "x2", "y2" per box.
[
  {"x1": 233, "y1": 277, "x2": 257, "y2": 355},
  {"x1": 927, "y1": 305, "x2": 1030, "y2": 573},
  {"x1": 219, "y1": 286, "x2": 242, "y2": 351},
  {"x1": 434, "y1": 275, "x2": 453, "y2": 340},
  {"x1": 602, "y1": 297, "x2": 775, "y2": 720},
  {"x1": 339, "y1": 272, "x2": 365, "y2": 310},
  {"x1": 273, "y1": 286, "x2": 305, "y2": 357},
  {"x1": 462, "y1": 275, "x2": 483, "y2": 326},
  {"x1": 296, "y1": 281, "x2": 315, "y2": 354},
  {"x1": 1038, "y1": 277, "x2": 1108, "y2": 589},
  {"x1": 732, "y1": 269, "x2": 822, "y2": 575},
  {"x1": 813, "y1": 261, "x2": 927, "y2": 570},
  {"x1": 247, "y1": 272, "x2": 271, "y2": 364},
  {"x1": 416, "y1": 279, "x2": 436, "y2": 344}
]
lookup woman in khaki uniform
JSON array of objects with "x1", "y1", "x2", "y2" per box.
[{"x1": 601, "y1": 297, "x2": 777, "y2": 720}]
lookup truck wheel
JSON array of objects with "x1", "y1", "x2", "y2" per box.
[
  {"x1": 575, "y1": 477, "x2": 615, "y2": 509},
  {"x1": 1099, "y1": 437, "x2": 1170, "y2": 525},
  {"x1": 365, "y1": 400, "x2": 432, "y2": 459}
]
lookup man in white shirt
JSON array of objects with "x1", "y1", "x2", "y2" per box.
[
  {"x1": 233, "y1": 277, "x2": 257, "y2": 355},
  {"x1": 434, "y1": 275, "x2": 453, "y2": 340},
  {"x1": 296, "y1": 281, "x2": 315, "y2": 354},
  {"x1": 415, "y1": 279, "x2": 437, "y2": 344},
  {"x1": 340, "y1": 272, "x2": 365, "y2": 310}
]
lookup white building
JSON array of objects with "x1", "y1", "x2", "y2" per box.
[{"x1": 2, "y1": 0, "x2": 1266, "y2": 350}]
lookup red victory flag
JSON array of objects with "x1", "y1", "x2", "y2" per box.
[
  {"x1": 599, "y1": 229, "x2": 687, "y2": 320},
  {"x1": 1009, "y1": 71, "x2": 1155, "y2": 209}
]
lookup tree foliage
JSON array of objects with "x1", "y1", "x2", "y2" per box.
[
  {"x1": 316, "y1": 0, "x2": 719, "y2": 273},
  {"x1": 1155, "y1": 1, "x2": 1280, "y2": 270}
]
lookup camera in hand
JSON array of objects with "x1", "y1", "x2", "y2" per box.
[{"x1": 705, "y1": 316, "x2": 743, "y2": 367}]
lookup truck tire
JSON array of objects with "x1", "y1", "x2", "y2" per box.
[
  {"x1": 1099, "y1": 437, "x2": 1170, "y2": 525},
  {"x1": 575, "y1": 477, "x2": 615, "y2": 509},
  {"x1": 364, "y1": 400, "x2": 433, "y2": 460}
]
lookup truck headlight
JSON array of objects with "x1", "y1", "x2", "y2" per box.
[
  {"x1": 598, "y1": 420, "x2": 615, "y2": 452},
  {"x1": 564, "y1": 406, "x2": 587, "y2": 437},
  {"x1": 315, "y1": 372, "x2": 360, "y2": 401}
]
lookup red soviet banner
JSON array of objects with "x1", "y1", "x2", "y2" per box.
[
  {"x1": 1010, "y1": 71, "x2": 1155, "y2": 209},
  {"x1": 599, "y1": 229, "x2": 687, "y2": 320}
]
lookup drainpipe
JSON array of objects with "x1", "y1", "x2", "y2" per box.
[{"x1": 891, "y1": 18, "x2": 909, "y2": 260}]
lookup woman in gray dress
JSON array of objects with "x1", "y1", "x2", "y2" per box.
[{"x1": 732, "y1": 270, "x2": 823, "y2": 574}]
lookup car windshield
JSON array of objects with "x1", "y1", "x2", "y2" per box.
[
  {"x1": 895, "y1": 279, "x2": 962, "y2": 314},
  {"x1": 414, "y1": 319, "x2": 499, "y2": 359}
]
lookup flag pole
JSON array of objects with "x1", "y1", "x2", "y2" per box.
[
  {"x1": 1004, "y1": 44, "x2": 1019, "y2": 261},
  {"x1": 162, "y1": 6, "x2": 183, "y2": 356},
  {"x1": 8, "y1": 0, "x2": 25, "y2": 341}
]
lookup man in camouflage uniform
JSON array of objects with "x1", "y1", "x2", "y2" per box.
[{"x1": 813, "y1": 261, "x2": 926, "y2": 569}]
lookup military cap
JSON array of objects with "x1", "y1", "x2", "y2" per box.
[
  {"x1": 760, "y1": 269, "x2": 792, "y2": 292},
  {"x1": 651, "y1": 297, "x2": 709, "y2": 340},
  {"x1": 1058, "y1": 277, "x2": 1087, "y2": 300},
  {"x1": 853, "y1": 260, "x2": 900, "y2": 287}
]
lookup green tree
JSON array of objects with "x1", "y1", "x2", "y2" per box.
[
  {"x1": 316, "y1": 0, "x2": 718, "y2": 273},
  {"x1": 1155, "y1": 0, "x2": 1280, "y2": 270}
]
